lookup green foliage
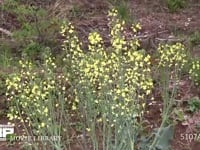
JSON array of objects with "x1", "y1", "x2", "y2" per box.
[
  {"x1": 0, "y1": 48, "x2": 13, "y2": 67},
  {"x1": 1, "y1": 0, "x2": 61, "y2": 59},
  {"x1": 116, "y1": 2, "x2": 131, "y2": 22},
  {"x1": 140, "y1": 125, "x2": 174, "y2": 150},
  {"x1": 188, "y1": 97, "x2": 200, "y2": 113},
  {"x1": 153, "y1": 125, "x2": 174, "y2": 150},
  {"x1": 190, "y1": 30, "x2": 200, "y2": 46},
  {"x1": 21, "y1": 42, "x2": 45, "y2": 60},
  {"x1": 166, "y1": 0, "x2": 187, "y2": 12},
  {"x1": 2, "y1": 0, "x2": 39, "y2": 25},
  {"x1": 0, "y1": 73, "x2": 7, "y2": 117},
  {"x1": 173, "y1": 108, "x2": 185, "y2": 121},
  {"x1": 0, "y1": 73, "x2": 7, "y2": 96},
  {"x1": 108, "y1": 0, "x2": 133, "y2": 23}
]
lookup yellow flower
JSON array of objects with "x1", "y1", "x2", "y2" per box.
[
  {"x1": 32, "y1": 85, "x2": 39, "y2": 94},
  {"x1": 72, "y1": 104, "x2": 77, "y2": 110},
  {"x1": 41, "y1": 122, "x2": 45, "y2": 127},
  {"x1": 136, "y1": 23, "x2": 141, "y2": 30},
  {"x1": 44, "y1": 107, "x2": 48, "y2": 113},
  {"x1": 86, "y1": 128, "x2": 91, "y2": 132}
]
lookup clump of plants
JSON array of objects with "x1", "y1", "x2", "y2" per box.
[
  {"x1": 5, "y1": 50, "x2": 70, "y2": 149},
  {"x1": 5, "y1": 7, "x2": 191, "y2": 150},
  {"x1": 188, "y1": 97, "x2": 200, "y2": 113},
  {"x1": 146, "y1": 42, "x2": 188, "y2": 150},
  {"x1": 1, "y1": 0, "x2": 61, "y2": 60},
  {"x1": 190, "y1": 30, "x2": 200, "y2": 46},
  {"x1": 61, "y1": 8, "x2": 153, "y2": 149},
  {"x1": 108, "y1": 0, "x2": 133, "y2": 23},
  {"x1": 166, "y1": 0, "x2": 187, "y2": 12},
  {"x1": 158, "y1": 43, "x2": 187, "y2": 69}
]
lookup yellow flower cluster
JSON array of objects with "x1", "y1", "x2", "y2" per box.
[
  {"x1": 131, "y1": 23, "x2": 142, "y2": 33},
  {"x1": 6, "y1": 54, "x2": 69, "y2": 135},
  {"x1": 88, "y1": 32, "x2": 103, "y2": 45},
  {"x1": 108, "y1": 9, "x2": 126, "y2": 53},
  {"x1": 88, "y1": 32, "x2": 104, "y2": 54},
  {"x1": 158, "y1": 43, "x2": 187, "y2": 69},
  {"x1": 43, "y1": 52, "x2": 57, "y2": 72},
  {"x1": 61, "y1": 21, "x2": 84, "y2": 77},
  {"x1": 62, "y1": 9, "x2": 153, "y2": 125},
  {"x1": 189, "y1": 59, "x2": 200, "y2": 85}
]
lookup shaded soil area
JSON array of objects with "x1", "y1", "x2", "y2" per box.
[{"x1": 0, "y1": 0, "x2": 200, "y2": 149}]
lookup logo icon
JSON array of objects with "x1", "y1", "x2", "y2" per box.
[{"x1": 0, "y1": 124, "x2": 14, "y2": 141}]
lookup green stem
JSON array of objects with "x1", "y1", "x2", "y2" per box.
[{"x1": 149, "y1": 66, "x2": 178, "y2": 150}]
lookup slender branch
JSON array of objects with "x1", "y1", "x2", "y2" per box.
[{"x1": 0, "y1": 27, "x2": 13, "y2": 36}]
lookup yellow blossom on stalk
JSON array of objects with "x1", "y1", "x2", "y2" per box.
[
  {"x1": 108, "y1": 8, "x2": 118, "y2": 17},
  {"x1": 41, "y1": 122, "x2": 45, "y2": 128},
  {"x1": 44, "y1": 107, "x2": 48, "y2": 113},
  {"x1": 189, "y1": 60, "x2": 200, "y2": 85},
  {"x1": 86, "y1": 128, "x2": 91, "y2": 132},
  {"x1": 131, "y1": 23, "x2": 142, "y2": 33},
  {"x1": 88, "y1": 32, "x2": 103, "y2": 45},
  {"x1": 60, "y1": 8, "x2": 153, "y2": 129},
  {"x1": 158, "y1": 43, "x2": 187, "y2": 69},
  {"x1": 32, "y1": 85, "x2": 39, "y2": 94},
  {"x1": 5, "y1": 50, "x2": 70, "y2": 136},
  {"x1": 136, "y1": 23, "x2": 142, "y2": 30}
]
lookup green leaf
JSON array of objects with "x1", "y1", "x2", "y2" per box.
[{"x1": 155, "y1": 125, "x2": 174, "y2": 150}]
